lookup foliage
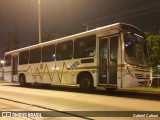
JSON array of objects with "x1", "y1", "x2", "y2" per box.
[
  {"x1": 146, "y1": 33, "x2": 160, "y2": 67},
  {"x1": 125, "y1": 87, "x2": 160, "y2": 91}
]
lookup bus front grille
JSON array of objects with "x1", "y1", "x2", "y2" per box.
[{"x1": 135, "y1": 73, "x2": 150, "y2": 80}]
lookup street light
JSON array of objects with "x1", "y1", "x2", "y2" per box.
[
  {"x1": 38, "y1": 0, "x2": 42, "y2": 43},
  {"x1": 0, "y1": 60, "x2": 4, "y2": 64}
]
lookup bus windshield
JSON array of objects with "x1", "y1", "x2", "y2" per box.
[{"x1": 124, "y1": 32, "x2": 149, "y2": 66}]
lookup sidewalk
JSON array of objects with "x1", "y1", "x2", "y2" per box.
[{"x1": 0, "y1": 79, "x2": 8, "y2": 83}]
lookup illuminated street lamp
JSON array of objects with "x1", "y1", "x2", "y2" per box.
[
  {"x1": 38, "y1": 0, "x2": 42, "y2": 43},
  {"x1": 0, "y1": 60, "x2": 4, "y2": 64}
]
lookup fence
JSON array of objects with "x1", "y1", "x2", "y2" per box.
[{"x1": 0, "y1": 67, "x2": 4, "y2": 80}]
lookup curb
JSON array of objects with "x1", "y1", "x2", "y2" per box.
[
  {"x1": 1, "y1": 82, "x2": 160, "y2": 95},
  {"x1": 118, "y1": 89, "x2": 160, "y2": 95}
]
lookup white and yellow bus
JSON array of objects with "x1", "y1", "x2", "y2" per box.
[{"x1": 3, "y1": 23, "x2": 152, "y2": 90}]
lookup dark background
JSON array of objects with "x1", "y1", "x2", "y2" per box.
[{"x1": 0, "y1": 0, "x2": 160, "y2": 58}]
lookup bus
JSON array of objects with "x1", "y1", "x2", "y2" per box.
[{"x1": 3, "y1": 23, "x2": 152, "y2": 90}]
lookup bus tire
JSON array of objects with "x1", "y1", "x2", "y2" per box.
[
  {"x1": 19, "y1": 75, "x2": 26, "y2": 87},
  {"x1": 79, "y1": 75, "x2": 93, "y2": 91}
]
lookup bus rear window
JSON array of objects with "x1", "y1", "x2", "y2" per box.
[{"x1": 4, "y1": 55, "x2": 11, "y2": 66}]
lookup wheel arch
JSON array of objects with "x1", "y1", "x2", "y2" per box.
[
  {"x1": 19, "y1": 73, "x2": 25, "y2": 82},
  {"x1": 76, "y1": 71, "x2": 93, "y2": 85}
]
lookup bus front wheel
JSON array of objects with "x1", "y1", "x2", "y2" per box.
[{"x1": 80, "y1": 75, "x2": 93, "y2": 91}]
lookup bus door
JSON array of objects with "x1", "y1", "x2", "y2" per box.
[
  {"x1": 99, "y1": 36, "x2": 118, "y2": 86},
  {"x1": 12, "y1": 56, "x2": 18, "y2": 82}
]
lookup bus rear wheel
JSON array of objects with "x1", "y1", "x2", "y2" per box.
[
  {"x1": 19, "y1": 75, "x2": 26, "y2": 87},
  {"x1": 80, "y1": 75, "x2": 93, "y2": 91}
]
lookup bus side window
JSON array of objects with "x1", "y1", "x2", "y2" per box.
[
  {"x1": 19, "y1": 51, "x2": 29, "y2": 65},
  {"x1": 110, "y1": 36, "x2": 118, "y2": 61},
  {"x1": 42, "y1": 45, "x2": 55, "y2": 62},
  {"x1": 74, "y1": 35, "x2": 96, "y2": 59},
  {"x1": 29, "y1": 48, "x2": 41, "y2": 64},
  {"x1": 4, "y1": 55, "x2": 11, "y2": 66},
  {"x1": 56, "y1": 40, "x2": 73, "y2": 61}
]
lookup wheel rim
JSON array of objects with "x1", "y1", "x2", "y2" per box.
[
  {"x1": 19, "y1": 76, "x2": 25, "y2": 86},
  {"x1": 81, "y1": 77, "x2": 91, "y2": 89}
]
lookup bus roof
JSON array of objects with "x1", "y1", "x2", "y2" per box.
[{"x1": 5, "y1": 23, "x2": 143, "y2": 55}]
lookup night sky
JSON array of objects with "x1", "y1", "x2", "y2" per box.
[{"x1": 0, "y1": 0, "x2": 160, "y2": 58}]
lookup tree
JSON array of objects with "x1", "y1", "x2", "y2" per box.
[
  {"x1": 147, "y1": 33, "x2": 160, "y2": 87},
  {"x1": 146, "y1": 33, "x2": 160, "y2": 67}
]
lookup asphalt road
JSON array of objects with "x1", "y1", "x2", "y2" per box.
[{"x1": 0, "y1": 83, "x2": 160, "y2": 120}]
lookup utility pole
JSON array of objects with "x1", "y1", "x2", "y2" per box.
[
  {"x1": 82, "y1": 24, "x2": 91, "y2": 31},
  {"x1": 38, "y1": 0, "x2": 42, "y2": 43}
]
